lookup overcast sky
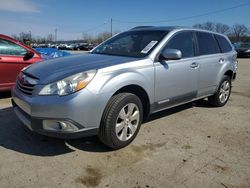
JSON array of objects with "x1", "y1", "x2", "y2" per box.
[{"x1": 0, "y1": 0, "x2": 250, "y2": 40}]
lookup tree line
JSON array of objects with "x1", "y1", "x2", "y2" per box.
[
  {"x1": 11, "y1": 22, "x2": 250, "y2": 45},
  {"x1": 193, "y1": 22, "x2": 250, "y2": 42},
  {"x1": 11, "y1": 31, "x2": 113, "y2": 45}
]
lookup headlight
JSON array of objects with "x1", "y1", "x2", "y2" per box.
[
  {"x1": 39, "y1": 70, "x2": 96, "y2": 96},
  {"x1": 245, "y1": 49, "x2": 250, "y2": 53}
]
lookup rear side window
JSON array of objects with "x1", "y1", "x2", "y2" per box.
[
  {"x1": 215, "y1": 35, "x2": 232, "y2": 53},
  {"x1": 164, "y1": 31, "x2": 194, "y2": 58},
  {"x1": 196, "y1": 32, "x2": 220, "y2": 55}
]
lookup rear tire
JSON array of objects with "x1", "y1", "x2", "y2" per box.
[
  {"x1": 208, "y1": 75, "x2": 231, "y2": 107},
  {"x1": 98, "y1": 93, "x2": 143, "y2": 149}
]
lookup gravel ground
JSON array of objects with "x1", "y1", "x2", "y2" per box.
[{"x1": 0, "y1": 59, "x2": 249, "y2": 188}]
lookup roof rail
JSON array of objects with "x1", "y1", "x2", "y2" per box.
[{"x1": 130, "y1": 26, "x2": 155, "y2": 30}]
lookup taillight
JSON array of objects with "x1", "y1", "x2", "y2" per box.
[{"x1": 232, "y1": 55, "x2": 238, "y2": 70}]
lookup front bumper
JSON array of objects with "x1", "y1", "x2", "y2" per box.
[
  {"x1": 12, "y1": 101, "x2": 98, "y2": 138},
  {"x1": 12, "y1": 86, "x2": 107, "y2": 139}
]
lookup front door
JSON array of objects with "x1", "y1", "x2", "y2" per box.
[{"x1": 154, "y1": 31, "x2": 199, "y2": 110}]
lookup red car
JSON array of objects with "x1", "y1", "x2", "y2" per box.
[{"x1": 0, "y1": 34, "x2": 43, "y2": 91}]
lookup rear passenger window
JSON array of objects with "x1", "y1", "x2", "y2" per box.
[
  {"x1": 215, "y1": 35, "x2": 232, "y2": 53},
  {"x1": 196, "y1": 32, "x2": 220, "y2": 55},
  {"x1": 164, "y1": 32, "x2": 194, "y2": 58}
]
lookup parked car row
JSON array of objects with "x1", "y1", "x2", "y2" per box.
[{"x1": 31, "y1": 43, "x2": 95, "y2": 51}]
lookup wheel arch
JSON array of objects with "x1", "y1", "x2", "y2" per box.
[
  {"x1": 113, "y1": 84, "x2": 151, "y2": 118},
  {"x1": 224, "y1": 70, "x2": 234, "y2": 80},
  {"x1": 215, "y1": 64, "x2": 234, "y2": 89}
]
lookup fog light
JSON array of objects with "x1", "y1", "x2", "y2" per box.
[{"x1": 43, "y1": 120, "x2": 79, "y2": 132}]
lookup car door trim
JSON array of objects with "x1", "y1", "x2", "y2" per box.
[{"x1": 152, "y1": 91, "x2": 197, "y2": 112}]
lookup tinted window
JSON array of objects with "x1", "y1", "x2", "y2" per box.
[
  {"x1": 196, "y1": 32, "x2": 220, "y2": 55},
  {"x1": 215, "y1": 35, "x2": 232, "y2": 53},
  {"x1": 164, "y1": 32, "x2": 194, "y2": 58},
  {"x1": 238, "y1": 42, "x2": 250, "y2": 48},
  {"x1": 0, "y1": 39, "x2": 27, "y2": 56},
  {"x1": 91, "y1": 30, "x2": 168, "y2": 58}
]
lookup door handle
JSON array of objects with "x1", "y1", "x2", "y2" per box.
[
  {"x1": 219, "y1": 58, "x2": 225, "y2": 63},
  {"x1": 190, "y1": 62, "x2": 199, "y2": 69}
]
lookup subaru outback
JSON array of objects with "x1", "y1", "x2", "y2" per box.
[{"x1": 12, "y1": 26, "x2": 237, "y2": 149}]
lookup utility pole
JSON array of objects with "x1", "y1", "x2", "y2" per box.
[
  {"x1": 110, "y1": 18, "x2": 113, "y2": 37},
  {"x1": 29, "y1": 31, "x2": 32, "y2": 42},
  {"x1": 28, "y1": 31, "x2": 32, "y2": 46},
  {"x1": 54, "y1": 28, "x2": 57, "y2": 42}
]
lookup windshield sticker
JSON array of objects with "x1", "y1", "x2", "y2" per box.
[{"x1": 141, "y1": 41, "x2": 158, "y2": 54}]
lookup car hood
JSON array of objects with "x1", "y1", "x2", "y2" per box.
[{"x1": 24, "y1": 53, "x2": 139, "y2": 84}]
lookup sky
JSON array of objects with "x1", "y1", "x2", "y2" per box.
[{"x1": 0, "y1": 0, "x2": 250, "y2": 40}]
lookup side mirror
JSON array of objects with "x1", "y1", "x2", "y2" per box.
[
  {"x1": 160, "y1": 48, "x2": 182, "y2": 60},
  {"x1": 23, "y1": 51, "x2": 34, "y2": 61}
]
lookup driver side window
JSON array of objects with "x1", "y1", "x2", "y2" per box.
[
  {"x1": 163, "y1": 32, "x2": 194, "y2": 58},
  {"x1": 0, "y1": 39, "x2": 27, "y2": 56}
]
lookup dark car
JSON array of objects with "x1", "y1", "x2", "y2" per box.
[
  {"x1": 74, "y1": 43, "x2": 94, "y2": 51},
  {"x1": 234, "y1": 42, "x2": 250, "y2": 58},
  {"x1": 0, "y1": 34, "x2": 43, "y2": 91}
]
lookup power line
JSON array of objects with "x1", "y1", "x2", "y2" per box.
[{"x1": 113, "y1": 2, "x2": 250, "y2": 24}]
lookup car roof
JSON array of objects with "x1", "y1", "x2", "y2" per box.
[
  {"x1": 0, "y1": 34, "x2": 21, "y2": 43},
  {"x1": 129, "y1": 26, "x2": 227, "y2": 37},
  {"x1": 130, "y1": 26, "x2": 181, "y2": 31},
  {"x1": 0, "y1": 34, "x2": 40, "y2": 54}
]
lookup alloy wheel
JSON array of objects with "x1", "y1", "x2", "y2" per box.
[
  {"x1": 219, "y1": 80, "x2": 230, "y2": 103},
  {"x1": 115, "y1": 103, "x2": 140, "y2": 141}
]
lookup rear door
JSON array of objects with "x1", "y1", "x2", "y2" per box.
[
  {"x1": 0, "y1": 39, "x2": 31, "y2": 89},
  {"x1": 154, "y1": 31, "x2": 200, "y2": 110},
  {"x1": 195, "y1": 32, "x2": 224, "y2": 97},
  {"x1": 214, "y1": 34, "x2": 235, "y2": 70}
]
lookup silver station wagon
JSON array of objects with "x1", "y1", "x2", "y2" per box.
[{"x1": 12, "y1": 26, "x2": 237, "y2": 149}]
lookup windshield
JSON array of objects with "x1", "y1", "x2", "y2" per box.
[{"x1": 91, "y1": 30, "x2": 168, "y2": 58}]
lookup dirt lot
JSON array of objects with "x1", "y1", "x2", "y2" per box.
[{"x1": 0, "y1": 59, "x2": 249, "y2": 188}]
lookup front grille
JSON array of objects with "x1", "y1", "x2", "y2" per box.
[
  {"x1": 16, "y1": 72, "x2": 38, "y2": 96},
  {"x1": 17, "y1": 79, "x2": 35, "y2": 95}
]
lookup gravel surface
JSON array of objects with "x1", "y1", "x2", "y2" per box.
[{"x1": 0, "y1": 59, "x2": 249, "y2": 188}]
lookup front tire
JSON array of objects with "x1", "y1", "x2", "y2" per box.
[
  {"x1": 98, "y1": 93, "x2": 143, "y2": 149},
  {"x1": 208, "y1": 75, "x2": 231, "y2": 107}
]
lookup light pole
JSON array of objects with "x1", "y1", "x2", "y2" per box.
[
  {"x1": 110, "y1": 18, "x2": 113, "y2": 37},
  {"x1": 29, "y1": 31, "x2": 32, "y2": 42},
  {"x1": 54, "y1": 28, "x2": 57, "y2": 42},
  {"x1": 103, "y1": 22, "x2": 107, "y2": 42}
]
